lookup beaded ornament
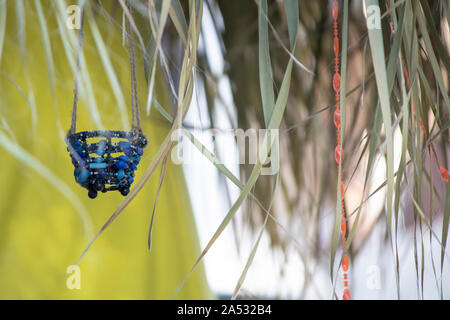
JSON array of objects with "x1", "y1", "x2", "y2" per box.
[
  {"x1": 67, "y1": 130, "x2": 147, "y2": 198},
  {"x1": 66, "y1": 2, "x2": 146, "y2": 198}
]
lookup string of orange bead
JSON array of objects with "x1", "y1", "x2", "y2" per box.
[{"x1": 332, "y1": 0, "x2": 351, "y2": 300}]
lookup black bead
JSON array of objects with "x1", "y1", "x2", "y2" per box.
[
  {"x1": 94, "y1": 178, "x2": 104, "y2": 191},
  {"x1": 88, "y1": 189, "x2": 98, "y2": 199},
  {"x1": 136, "y1": 135, "x2": 148, "y2": 148},
  {"x1": 120, "y1": 187, "x2": 130, "y2": 196}
]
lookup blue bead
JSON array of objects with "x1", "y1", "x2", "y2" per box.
[
  {"x1": 132, "y1": 156, "x2": 141, "y2": 163},
  {"x1": 89, "y1": 163, "x2": 107, "y2": 169},
  {"x1": 80, "y1": 170, "x2": 90, "y2": 183},
  {"x1": 129, "y1": 163, "x2": 137, "y2": 170},
  {"x1": 117, "y1": 169, "x2": 125, "y2": 180},
  {"x1": 72, "y1": 141, "x2": 83, "y2": 153},
  {"x1": 96, "y1": 140, "x2": 107, "y2": 156},
  {"x1": 119, "y1": 141, "x2": 131, "y2": 151},
  {"x1": 75, "y1": 168, "x2": 90, "y2": 183},
  {"x1": 74, "y1": 167, "x2": 81, "y2": 177},
  {"x1": 73, "y1": 147, "x2": 83, "y2": 154},
  {"x1": 95, "y1": 157, "x2": 104, "y2": 163},
  {"x1": 96, "y1": 148, "x2": 106, "y2": 156},
  {"x1": 78, "y1": 151, "x2": 87, "y2": 160},
  {"x1": 114, "y1": 160, "x2": 128, "y2": 170},
  {"x1": 118, "y1": 155, "x2": 130, "y2": 162},
  {"x1": 125, "y1": 149, "x2": 133, "y2": 157},
  {"x1": 127, "y1": 177, "x2": 134, "y2": 184}
]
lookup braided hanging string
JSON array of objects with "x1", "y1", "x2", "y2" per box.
[
  {"x1": 69, "y1": 6, "x2": 85, "y2": 135},
  {"x1": 332, "y1": 0, "x2": 351, "y2": 300},
  {"x1": 126, "y1": 0, "x2": 142, "y2": 134},
  {"x1": 385, "y1": 3, "x2": 448, "y2": 184},
  {"x1": 69, "y1": 2, "x2": 142, "y2": 135}
]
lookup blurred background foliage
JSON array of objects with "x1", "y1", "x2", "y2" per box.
[{"x1": 0, "y1": 0, "x2": 449, "y2": 299}]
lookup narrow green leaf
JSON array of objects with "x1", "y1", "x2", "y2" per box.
[
  {"x1": 15, "y1": 0, "x2": 26, "y2": 60},
  {"x1": 418, "y1": 0, "x2": 450, "y2": 71},
  {"x1": 148, "y1": 154, "x2": 169, "y2": 250},
  {"x1": 416, "y1": 6, "x2": 450, "y2": 113},
  {"x1": 145, "y1": 0, "x2": 171, "y2": 115},
  {"x1": 283, "y1": 0, "x2": 298, "y2": 50},
  {"x1": 365, "y1": 0, "x2": 394, "y2": 234},
  {"x1": 258, "y1": 0, "x2": 275, "y2": 127},
  {"x1": 169, "y1": 0, "x2": 188, "y2": 43},
  {"x1": 232, "y1": 213, "x2": 269, "y2": 299},
  {"x1": 0, "y1": 1, "x2": 7, "y2": 64},
  {"x1": 364, "y1": 104, "x2": 382, "y2": 184}
]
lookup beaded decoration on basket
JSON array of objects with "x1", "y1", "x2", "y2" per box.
[
  {"x1": 67, "y1": 130, "x2": 147, "y2": 198},
  {"x1": 66, "y1": 3, "x2": 146, "y2": 198}
]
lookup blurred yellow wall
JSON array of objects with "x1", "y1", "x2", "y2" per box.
[{"x1": 0, "y1": 0, "x2": 211, "y2": 299}]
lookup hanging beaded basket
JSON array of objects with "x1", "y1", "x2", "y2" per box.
[
  {"x1": 66, "y1": 130, "x2": 147, "y2": 199},
  {"x1": 66, "y1": 3, "x2": 147, "y2": 199}
]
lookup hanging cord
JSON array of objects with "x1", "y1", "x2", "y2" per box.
[
  {"x1": 69, "y1": 2, "x2": 142, "y2": 136},
  {"x1": 331, "y1": 0, "x2": 350, "y2": 300},
  {"x1": 69, "y1": 7, "x2": 85, "y2": 136},
  {"x1": 126, "y1": 0, "x2": 142, "y2": 133}
]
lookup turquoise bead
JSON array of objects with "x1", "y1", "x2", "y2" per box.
[
  {"x1": 132, "y1": 156, "x2": 141, "y2": 163},
  {"x1": 117, "y1": 169, "x2": 125, "y2": 180},
  {"x1": 75, "y1": 168, "x2": 90, "y2": 183},
  {"x1": 96, "y1": 140, "x2": 107, "y2": 155},
  {"x1": 89, "y1": 163, "x2": 107, "y2": 169}
]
